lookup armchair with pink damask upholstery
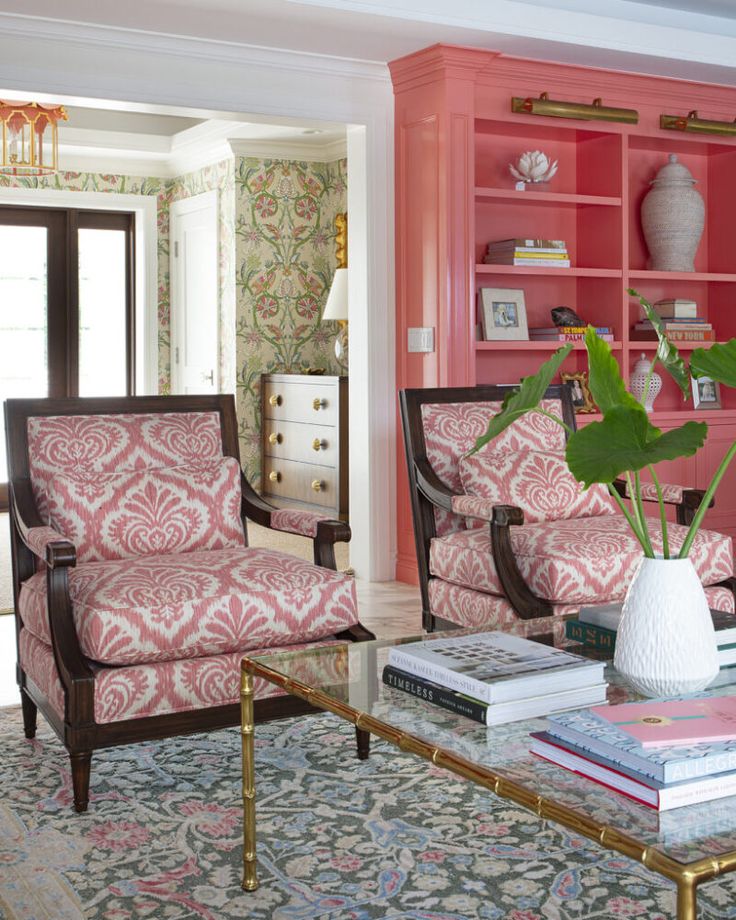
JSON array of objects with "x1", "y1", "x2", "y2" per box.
[
  {"x1": 5, "y1": 394, "x2": 373, "y2": 812},
  {"x1": 400, "y1": 384, "x2": 736, "y2": 635}
]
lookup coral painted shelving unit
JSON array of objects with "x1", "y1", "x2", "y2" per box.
[{"x1": 390, "y1": 44, "x2": 736, "y2": 583}]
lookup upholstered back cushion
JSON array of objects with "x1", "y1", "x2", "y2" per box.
[
  {"x1": 420, "y1": 399, "x2": 567, "y2": 534},
  {"x1": 46, "y1": 457, "x2": 244, "y2": 563},
  {"x1": 459, "y1": 448, "x2": 616, "y2": 524},
  {"x1": 27, "y1": 411, "x2": 225, "y2": 520}
]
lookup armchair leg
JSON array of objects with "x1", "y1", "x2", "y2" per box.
[
  {"x1": 355, "y1": 727, "x2": 370, "y2": 760},
  {"x1": 70, "y1": 752, "x2": 92, "y2": 813},
  {"x1": 20, "y1": 691, "x2": 37, "y2": 739}
]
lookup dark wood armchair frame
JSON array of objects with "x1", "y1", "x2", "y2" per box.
[
  {"x1": 5, "y1": 394, "x2": 374, "y2": 812},
  {"x1": 400, "y1": 384, "x2": 729, "y2": 633}
]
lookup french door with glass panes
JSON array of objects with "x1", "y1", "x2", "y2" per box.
[{"x1": 0, "y1": 206, "x2": 135, "y2": 509}]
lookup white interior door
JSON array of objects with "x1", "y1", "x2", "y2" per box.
[{"x1": 170, "y1": 191, "x2": 218, "y2": 394}]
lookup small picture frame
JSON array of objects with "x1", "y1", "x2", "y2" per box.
[
  {"x1": 479, "y1": 288, "x2": 528, "y2": 341},
  {"x1": 561, "y1": 370, "x2": 596, "y2": 414},
  {"x1": 692, "y1": 375, "x2": 722, "y2": 409}
]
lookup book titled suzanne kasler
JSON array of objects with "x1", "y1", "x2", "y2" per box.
[{"x1": 387, "y1": 632, "x2": 604, "y2": 705}]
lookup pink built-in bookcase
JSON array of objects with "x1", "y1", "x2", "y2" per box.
[{"x1": 390, "y1": 44, "x2": 736, "y2": 584}]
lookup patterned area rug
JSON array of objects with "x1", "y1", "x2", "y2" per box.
[{"x1": 1, "y1": 705, "x2": 735, "y2": 920}]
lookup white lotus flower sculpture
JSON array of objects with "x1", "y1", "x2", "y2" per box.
[{"x1": 509, "y1": 150, "x2": 558, "y2": 184}]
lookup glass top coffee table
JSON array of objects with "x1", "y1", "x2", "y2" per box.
[{"x1": 241, "y1": 629, "x2": 736, "y2": 919}]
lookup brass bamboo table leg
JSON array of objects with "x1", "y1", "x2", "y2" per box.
[
  {"x1": 677, "y1": 877, "x2": 697, "y2": 920},
  {"x1": 241, "y1": 668, "x2": 258, "y2": 892}
]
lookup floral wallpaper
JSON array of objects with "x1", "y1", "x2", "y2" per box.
[
  {"x1": 0, "y1": 155, "x2": 347, "y2": 486},
  {"x1": 234, "y1": 157, "x2": 347, "y2": 486}
]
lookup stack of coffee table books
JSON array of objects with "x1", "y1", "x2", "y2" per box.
[
  {"x1": 384, "y1": 631, "x2": 607, "y2": 726},
  {"x1": 531, "y1": 696, "x2": 736, "y2": 811},
  {"x1": 566, "y1": 603, "x2": 736, "y2": 667}
]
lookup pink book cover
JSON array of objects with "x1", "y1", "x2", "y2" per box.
[{"x1": 590, "y1": 697, "x2": 736, "y2": 748}]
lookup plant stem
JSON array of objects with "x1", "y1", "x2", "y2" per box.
[
  {"x1": 532, "y1": 407, "x2": 574, "y2": 438},
  {"x1": 678, "y1": 440, "x2": 736, "y2": 558},
  {"x1": 647, "y1": 464, "x2": 670, "y2": 559},
  {"x1": 628, "y1": 471, "x2": 655, "y2": 557},
  {"x1": 607, "y1": 483, "x2": 651, "y2": 555}
]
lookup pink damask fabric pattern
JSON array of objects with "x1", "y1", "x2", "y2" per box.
[
  {"x1": 625, "y1": 481, "x2": 684, "y2": 504},
  {"x1": 271, "y1": 508, "x2": 334, "y2": 539},
  {"x1": 18, "y1": 630, "x2": 66, "y2": 717},
  {"x1": 429, "y1": 516, "x2": 733, "y2": 605},
  {"x1": 28, "y1": 411, "x2": 225, "y2": 520},
  {"x1": 421, "y1": 400, "x2": 566, "y2": 535},
  {"x1": 18, "y1": 629, "x2": 348, "y2": 723},
  {"x1": 24, "y1": 525, "x2": 72, "y2": 559},
  {"x1": 18, "y1": 545, "x2": 359, "y2": 666},
  {"x1": 46, "y1": 458, "x2": 244, "y2": 563},
  {"x1": 428, "y1": 579, "x2": 575, "y2": 634},
  {"x1": 459, "y1": 449, "x2": 616, "y2": 524}
]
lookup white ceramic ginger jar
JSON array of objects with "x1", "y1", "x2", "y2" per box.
[
  {"x1": 629, "y1": 353, "x2": 662, "y2": 413},
  {"x1": 641, "y1": 154, "x2": 704, "y2": 272},
  {"x1": 614, "y1": 556, "x2": 719, "y2": 697}
]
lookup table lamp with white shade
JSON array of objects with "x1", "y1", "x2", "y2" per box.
[
  {"x1": 322, "y1": 266, "x2": 348, "y2": 366},
  {"x1": 322, "y1": 212, "x2": 348, "y2": 367}
]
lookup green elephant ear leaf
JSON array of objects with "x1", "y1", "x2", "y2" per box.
[
  {"x1": 585, "y1": 326, "x2": 641, "y2": 415},
  {"x1": 566, "y1": 404, "x2": 707, "y2": 487},
  {"x1": 627, "y1": 288, "x2": 690, "y2": 400},
  {"x1": 469, "y1": 344, "x2": 573, "y2": 455},
  {"x1": 690, "y1": 340, "x2": 736, "y2": 388}
]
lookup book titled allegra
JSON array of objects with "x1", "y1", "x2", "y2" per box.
[
  {"x1": 590, "y1": 697, "x2": 736, "y2": 748},
  {"x1": 387, "y1": 632, "x2": 604, "y2": 705},
  {"x1": 547, "y1": 702, "x2": 736, "y2": 783}
]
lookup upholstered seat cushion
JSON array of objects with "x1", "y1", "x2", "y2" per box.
[
  {"x1": 429, "y1": 514, "x2": 733, "y2": 605},
  {"x1": 18, "y1": 546, "x2": 358, "y2": 666}
]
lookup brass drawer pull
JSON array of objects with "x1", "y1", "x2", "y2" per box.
[
  {"x1": 269, "y1": 394, "x2": 282, "y2": 407},
  {"x1": 311, "y1": 479, "x2": 324, "y2": 492},
  {"x1": 312, "y1": 438, "x2": 327, "y2": 451},
  {"x1": 312, "y1": 397, "x2": 327, "y2": 410},
  {"x1": 268, "y1": 432, "x2": 282, "y2": 445},
  {"x1": 269, "y1": 470, "x2": 281, "y2": 483}
]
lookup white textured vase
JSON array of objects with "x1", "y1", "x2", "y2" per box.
[{"x1": 614, "y1": 556, "x2": 719, "y2": 697}]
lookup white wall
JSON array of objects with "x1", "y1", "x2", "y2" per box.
[{"x1": 0, "y1": 14, "x2": 397, "y2": 581}]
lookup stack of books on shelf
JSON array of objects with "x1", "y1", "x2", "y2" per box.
[
  {"x1": 529, "y1": 325, "x2": 614, "y2": 343},
  {"x1": 565, "y1": 603, "x2": 736, "y2": 668},
  {"x1": 383, "y1": 631, "x2": 606, "y2": 726},
  {"x1": 483, "y1": 238, "x2": 570, "y2": 268},
  {"x1": 630, "y1": 298, "x2": 714, "y2": 342},
  {"x1": 531, "y1": 694, "x2": 736, "y2": 811}
]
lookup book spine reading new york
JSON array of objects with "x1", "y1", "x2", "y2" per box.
[{"x1": 382, "y1": 665, "x2": 488, "y2": 724}]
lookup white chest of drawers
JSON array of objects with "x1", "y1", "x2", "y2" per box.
[{"x1": 261, "y1": 373, "x2": 348, "y2": 520}]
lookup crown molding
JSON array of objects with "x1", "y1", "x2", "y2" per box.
[
  {"x1": 227, "y1": 137, "x2": 347, "y2": 163},
  {"x1": 0, "y1": 12, "x2": 391, "y2": 84}
]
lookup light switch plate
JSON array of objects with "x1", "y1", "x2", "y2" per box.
[{"x1": 407, "y1": 327, "x2": 435, "y2": 353}]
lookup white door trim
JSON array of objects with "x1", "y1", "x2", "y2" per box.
[
  {"x1": 170, "y1": 190, "x2": 219, "y2": 395},
  {"x1": 0, "y1": 19, "x2": 395, "y2": 581},
  {"x1": 0, "y1": 185, "x2": 159, "y2": 395}
]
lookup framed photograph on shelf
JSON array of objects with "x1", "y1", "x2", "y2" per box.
[
  {"x1": 479, "y1": 288, "x2": 528, "y2": 341},
  {"x1": 560, "y1": 370, "x2": 596, "y2": 414},
  {"x1": 692, "y1": 375, "x2": 722, "y2": 409}
]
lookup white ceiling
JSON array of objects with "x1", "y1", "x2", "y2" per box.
[{"x1": 4, "y1": 0, "x2": 736, "y2": 81}]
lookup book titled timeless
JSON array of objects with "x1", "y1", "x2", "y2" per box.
[
  {"x1": 382, "y1": 664, "x2": 608, "y2": 726},
  {"x1": 387, "y1": 632, "x2": 605, "y2": 705},
  {"x1": 546, "y1": 704, "x2": 736, "y2": 783}
]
